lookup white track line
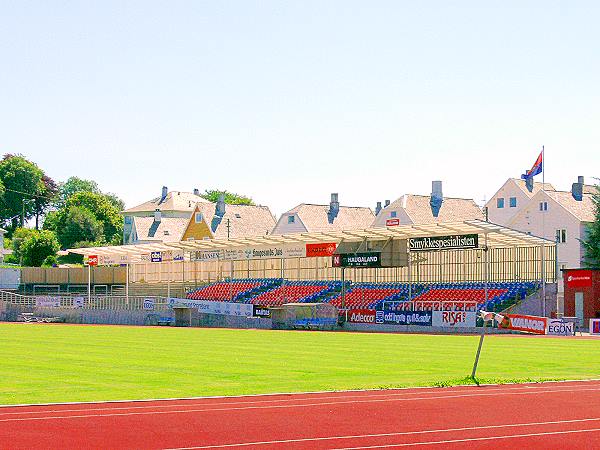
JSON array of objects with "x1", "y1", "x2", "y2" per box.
[
  {"x1": 2, "y1": 386, "x2": 600, "y2": 423},
  {"x1": 334, "y1": 428, "x2": 600, "y2": 449},
  {"x1": 164, "y1": 417, "x2": 600, "y2": 449},
  {"x1": 3, "y1": 383, "x2": 595, "y2": 417}
]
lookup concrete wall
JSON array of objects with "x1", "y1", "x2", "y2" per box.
[{"x1": 504, "y1": 283, "x2": 557, "y2": 317}]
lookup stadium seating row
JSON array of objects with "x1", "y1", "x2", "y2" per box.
[{"x1": 186, "y1": 279, "x2": 541, "y2": 311}]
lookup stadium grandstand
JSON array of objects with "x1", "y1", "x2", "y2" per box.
[{"x1": 68, "y1": 219, "x2": 557, "y2": 317}]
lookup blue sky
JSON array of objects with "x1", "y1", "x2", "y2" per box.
[{"x1": 1, "y1": 1, "x2": 598, "y2": 215}]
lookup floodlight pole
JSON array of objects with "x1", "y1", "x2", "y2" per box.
[
  {"x1": 125, "y1": 263, "x2": 129, "y2": 306},
  {"x1": 87, "y1": 263, "x2": 91, "y2": 304},
  {"x1": 408, "y1": 247, "x2": 412, "y2": 301}
]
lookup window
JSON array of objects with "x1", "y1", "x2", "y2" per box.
[
  {"x1": 390, "y1": 211, "x2": 397, "y2": 218},
  {"x1": 163, "y1": 230, "x2": 170, "y2": 236},
  {"x1": 195, "y1": 212, "x2": 203, "y2": 223},
  {"x1": 556, "y1": 229, "x2": 567, "y2": 243},
  {"x1": 235, "y1": 213, "x2": 241, "y2": 219},
  {"x1": 509, "y1": 197, "x2": 517, "y2": 208},
  {"x1": 287, "y1": 215, "x2": 295, "y2": 224},
  {"x1": 497, "y1": 198, "x2": 505, "y2": 208},
  {"x1": 539, "y1": 201, "x2": 548, "y2": 211}
]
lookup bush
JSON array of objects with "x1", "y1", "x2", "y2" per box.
[{"x1": 42, "y1": 255, "x2": 58, "y2": 267}]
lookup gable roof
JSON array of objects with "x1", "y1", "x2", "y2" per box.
[
  {"x1": 383, "y1": 195, "x2": 483, "y2": 224},
  {"x1": 276, "y1": 204, "x2": 374, "y2": 233},
  {"x1": 132, "y1": 216, "x2": 190, "y2": 243},
  {"x1": 511, "y1": 178, "x2": 556, "y2": 196},
  {"x1": 543, "y1": 190, "x2": 596, "y2": 223},
  {"x1": 123, "y1": 191, "x2": 211, "y2": 214},
  {"x1": 194, "y1": 203, "x2": 276, "y2": 239}
]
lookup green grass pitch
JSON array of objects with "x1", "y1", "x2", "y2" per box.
[{"x1": 1, "y1": 323, "x2": 600, "y2": 405}]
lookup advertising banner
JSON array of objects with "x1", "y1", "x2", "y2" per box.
[
  {"x1": 376, "y1": 310, "x2": 433, "y2": 326},
  {"x1": 305, "y1": 242, "x2": 337, "y2": 258},
  {"x1": 590, "y1": 319, "x2": 600, "y2": 335},
  {"x1": 87, "y1": 255, "x2": 98, "y2": 266},
  {"x1": 35, "y1": 297, "x2": 61, "y2": 307},
  {"x1": 347, "y1": 309, "x2": 377, "y2": 323},
  {"x1": 332, "y1": 252, "x2": 382, "y2": 268},
  {"x1": 72, "y1": 297, "x2": 84, "y2": 308},
  {"x1": 409, "y1": 234, "x2": 479, "y2": 252},
  {"x1": 386, "y1": 218, "x2": 400, "y2": 227},
  {"x1": 498, "y1": 313, "x2": 547, "y2": 335},
  {"x1": 546, "y1": 319, "x2": 575, "y2": 336},
  {"x1": 566, "y1": 270, "x2": 593, "y2": 288},
  {"x1": 151, "y1": 251, "x2": 163, "y2": 263},
  {"x1": 432, "y1": 311, "x2": 477, "y2": 328},
  {"x1": 143, "y1": 299, "x2": 155, "y2": 311},
  {"x1": 168, "y1": 298, "x2": 253, "y2": 317},
  {"x1": 191, "y1": 245, "x2": 306, "y2": 261},
  {"x1": 252, "y1": 305, "x2": 271, "y2": 318}
]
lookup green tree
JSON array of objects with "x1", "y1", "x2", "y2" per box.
[
  {"x1": 55, "y1": 205, "x2": 105, "y2": 249},
  {"x1": 19, "y1": 229, "x2": 60, "y2": 267},
  {"x1": 57, "y1": 176, "x2": 100, "y2": 206},
  {"x1": 33, "y1": 174, "x2": 59, "y2": 229},
  {"x1": 9, "y1": 227, "x2": 38, "y2": 264},
  {"x1": 582, "y1": 181, "x2": 600, "y2": 268},
  {"x1": 200, "y1": 189, "x2": 254, "y2": 205},
  {"x1": 0, "y1": 154, "x2": 44, "y2": 232},
  {"x1": 46, "y1": 191, "x2": 123, "y2": 249}
]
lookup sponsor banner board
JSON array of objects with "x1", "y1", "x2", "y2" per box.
[
  {"x1": 151, "y1": 251, "x2": 162, "y2": 263},
  {"x1": 347, "y1": 309, "x2": 377, "y2": 323},
  {"x1": 546, "y1": 319, "x2": 575, "y2": 336},
  {"x1": 409, "y1": 234, "x2": 479, "y2": 252},
  {"x1": 590, "y1": 319, "x2": 600, "y2": 335},
  {"x1": 143, "y1": 298, "x2": 155, "y2": 311},
  {"x1": 499, "y1": 313, "x2": 547, "y2": 335},
  {"x1": 35, "y1": 297, "x2": 61, "y2": 308},
  {"x1": 305, "y1": 242, "x2": 337, "y2": 258},
  {"x1": 159, "y1": 250, "x2": 184, "y2": 262},
  {"x1": 87, "y1": 255, "x2": 98, "y2": 266},
  {"x1": 192, "y1": 250, "x2": 221, "y2": 262},
  {"x1": 332, "y1": 252, "x2": 382, "y2": 268},
  {"x1": 386, "y1": 218, "x2": 400, "y2": 227},
  {"x1": 252, "y1": 305, "x2": 271, "y2": 318},
  {"x1": 566, "y1": 270, "x2": 593, "y2": 288},
  {"x1": 192, "y1": 245, "x2": 306, "y2": 261},
  {"x1": 168, "y1": 298, "x2": 253, "y2": 317},
  {"x1": 376, "y1": 310, "x2": 433, "y2": 326},
  {"x1": 73, "y1": 297, "x2": 84, "y2": 308},
  {"x1": 432, "y1": 311, "x2": 476, "y2": 328}
]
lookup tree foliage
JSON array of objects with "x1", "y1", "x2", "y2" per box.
[
  {"x1": 58, "y1": 177, "x2": 100, "y2": 206},
  {"x1": 10, "y1": 228, "x2": 59, "y2": 267},
  {"x1": 200, "y1": 189, "x2": 254, "y2": 205},
  {"x1": 45, "y1": 191, "x2": 123, "y2": 249},
  {"x1": 54, "y1": 206, "x2": 105, "y2": 249},
  {"x1": 582, "y1": 181, "x2": 600, "y2": 268},
  {"x1": 0, "y1": 154, "x2": 44, "y2": 232}
]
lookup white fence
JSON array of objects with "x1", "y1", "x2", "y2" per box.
[{"x1": 0, "y1": 290, "x2": 171, "y2": 311}]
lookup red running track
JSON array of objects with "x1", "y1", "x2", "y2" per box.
[{"x1": 2, "y1": 381, "x2": 600, "y2": 449}]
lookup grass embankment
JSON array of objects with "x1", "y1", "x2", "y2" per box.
[{"x1": 1, "y1": 323, "x2": 599, "y2": 405}]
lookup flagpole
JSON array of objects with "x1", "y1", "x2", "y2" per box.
[{"x1": 541, "y1": 145, "x2": 546, "y2": 316}]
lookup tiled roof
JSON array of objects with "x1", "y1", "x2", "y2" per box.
[
  {"x1": 511, "y1": 178, "x2": 556, "y2": 196},
  {"x1": 196, "y1": 203, "x2": 276, "y2": 239},
  {"x1": 583, "y1": 184, "x2": 598, "y2": 195},
  {"x1": 283, "y1": 204, "x2": 374, "y2": 232},
  {"x1": 123, "y1": 191, "x2": 211, "y2": 214},
  {"x1": 132, "y1": 216, "x2": 190, "y2": 243},
  {"x1": 384, "y1": 195, "x2": 483, "y2": 224},
  {"x1": 545, "y1": 191, "x2": 596, "y2": 222}
]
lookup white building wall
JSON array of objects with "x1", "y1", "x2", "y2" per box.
[{"x1": 486, "y1": 180, "x2": 532, "y2": 226}]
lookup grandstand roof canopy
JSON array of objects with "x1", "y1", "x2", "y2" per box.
[{"x1": 68, "y1": 220, "x2": 554, "y2": 260}]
